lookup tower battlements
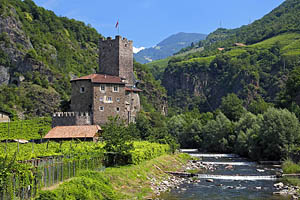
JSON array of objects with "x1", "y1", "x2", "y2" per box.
[
  {"x1": 100, "y1": 35, "x2": 133, "y2": 44},
  {"x1": 52, "y1": 112, "x2": 92, "y2": 128},
  {"x1": 53, "y1": 112, "x2": 91, "y2": 117}
]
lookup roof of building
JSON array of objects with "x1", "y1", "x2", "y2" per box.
[
  {"x1": 71, "y1": 74, "x2": 125, "y2": 84},
  {"x1": 125, "y1": 87, "x2": 142, "y2": 92},
  {"x1": 234, "y1": 43, "x2": 246, "y2": 47},
  {"x1": 44, "y1": 125, "x2": 101, "y2": 139}
]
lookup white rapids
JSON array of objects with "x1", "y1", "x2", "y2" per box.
[
  {"x1": 198, "y1": 174, "x2": 278, "y2": 181},
  {"x1": 180, "y1": 149, "x2": 199, "y2": 153},
  {"x1": 191, "y1": 153, "x2": 239, "y2": 158},
  {"x1": 201, "y1": 161, "x2": 256, "y2": 166}
]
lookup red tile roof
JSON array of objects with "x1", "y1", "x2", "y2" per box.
[
  {"x1": 44, "y1": 125, "x2": 101, "y2": 139},
  {"x1": 71, "y1": 74, "x2": 125, "y2": 84},
  {"x1": 125, "y1": 87, "x2": 142, "y2": 92}
]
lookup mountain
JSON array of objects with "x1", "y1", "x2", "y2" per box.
[
  {"x1": 0, "y1": 0, "x2": 166, "y2": 118},
  {"x1": 134, "y1": 32, "x2": 207, "y2": 64},
  {"x1": 161, "y1": 0, "x2": 300, "y2": 113}
]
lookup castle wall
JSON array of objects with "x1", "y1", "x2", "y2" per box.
[
  {"x1": 99, "y1": 36, "x2": 134, "y2": 86},
  {"x1": 92, "y1": 83, "x2": 126, "y2": 125},
  {"x1": 119, "y1": 37, "x2": 134, "y2": 86},
  {"x1": 52, "y1": 112, "x2": 92, "y2": 127},
  {"x1": 125, "y1": 92, "x2": 141, "y2": 123},
  {"x1": 70, "y1": 80, "x2": 93, "y2": 112}
]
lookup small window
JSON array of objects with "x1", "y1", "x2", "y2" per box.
[
  {"x1": 99, "y1": 97, "x2": 103, "y2": 102},
  {"x1": 116, "y1": 107, "x2": 120, "y2": 112},
  {"x1": 113, "y1": 85, "x2": 119, "y2": 92},
  {"x1": 80, "y1": 87, "x2": 85, "y2": 93},
  {"x1": 106, "y1": 96, "x2": 112, "y2": 102},
  {"x1": 125, "y1": 44, "x2": 128, "y2": 47},
  {"x1": 100, "y1": 85, "x2": 105, "y2": 92},
  {"x1": 116, "y1": 98, "x2": 120, "y2": 102},
  {"x1": 99, "y1": 106, "x2": 104, "y2": 111}
]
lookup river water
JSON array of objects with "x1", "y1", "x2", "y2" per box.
[{"x1": 160, "y1": 150, "x2": 290, "y2": 200}]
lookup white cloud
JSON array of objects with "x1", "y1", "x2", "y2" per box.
[{"x1": 133, "y1": 46, "x2": 145, "y2": 54}]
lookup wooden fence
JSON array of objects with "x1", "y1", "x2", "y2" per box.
[{"x1": 0, "y1": 155, "x2": 104, "y2": 200}]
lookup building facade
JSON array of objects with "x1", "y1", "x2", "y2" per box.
[
  {"x1": 0, "y1": 111, "x2": 10, "y2": 123},
  {"x1": 52, "y1": 36, "x2": 141, "y2": 127}
]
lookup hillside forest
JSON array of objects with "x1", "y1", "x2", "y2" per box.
[{"x1": 0, "y1": 0, "x2": 300, "y2": 162}]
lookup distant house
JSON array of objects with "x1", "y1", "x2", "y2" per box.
[
  {"x1": 44, "y1": 125, "x2": 101, "y2": 142},
  {"x1": 234, "y1": 43, "x2": 246, "y2": 47},
  {"x1": 218, "y1": 48, "x2": 225, "y2": 51},
  {"x1": 0, "y1": 111, "x2": 10, "y2": 123}
]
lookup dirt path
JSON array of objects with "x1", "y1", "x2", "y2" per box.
[{"x1": 41, "y1": 178, "x2": 74, "y2": 191}]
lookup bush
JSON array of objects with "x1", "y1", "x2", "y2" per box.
[
  {"x1": 282, "y1": 159, "x2": 300, "y2": 174},
  {"x1": 130, "y1": 141, "x2": 170, "y2": 164}
]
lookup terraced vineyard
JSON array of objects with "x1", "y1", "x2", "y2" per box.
[{"x1": 0, "y1": 117, "x2": 51, "y2": 140}]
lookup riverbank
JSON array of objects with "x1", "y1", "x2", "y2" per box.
[{"x1": 36, "y1": 153, "x2": 199, "y2": 200}]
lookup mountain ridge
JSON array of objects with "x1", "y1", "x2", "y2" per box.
[
  {"x1": 160, "y1": 0, "x2": 300, "y2": 113},
  {"x1": 134, "y1": 32, "x2": 206, "y2": 64}
]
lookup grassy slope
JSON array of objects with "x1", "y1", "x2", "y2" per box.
[
  {"x1": 282, "y1": 159, "x2": 300, "y2": 187},
  {"x1": 180, "y1": 32, "x2": 300, "y2": 67},
  {"x1": 37, "y1": 153, "x2": 191, "y2": 200}
]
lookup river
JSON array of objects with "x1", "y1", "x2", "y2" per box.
[{"x1": 160, "y1": 150, "x2": 291, "y2": 200}]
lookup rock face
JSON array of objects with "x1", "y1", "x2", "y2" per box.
[
  {"x1": 0, "y1": 65, "x2": 9, "y2": 85},
  {"x1": 162, "y1": 63, "x2": 260, "y2": 111},
  {"x1": 0, "y1": 8, "x2": 31, "y2": 64},
  {"x1": 0, "y1": 7, "x2": 53, "y2": 83}
]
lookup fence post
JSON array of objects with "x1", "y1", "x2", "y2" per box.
[
  {"x1": 61, "y1": 157, "x2": 63, "y2": 182},
  {"x1": 12, "y1": 175, "x2": 15, "y2": 200},
  {"x1": 68, "y1": 161, "x2": 71, "y2": 179},
  {"x1": 73, "y1": 161, "x2": 75, "y2": 177},
  {"x1": 44, "y1": 164, "x2": 47, "y2": 187},
  {"x1": 48, "y1": 160, "x2": 51, "y2": 187},
  {"x1": 52, "y1": 159, "x2": 55, "y2": 185}
]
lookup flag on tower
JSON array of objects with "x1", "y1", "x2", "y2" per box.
[{"x1": 115, "y1": 20, "x2": 119, "y2": 28}]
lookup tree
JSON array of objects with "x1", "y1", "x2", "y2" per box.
[
  {"x1": 256, "y1": 107, "x2": 300, "y2": 160},
  {"x1": 220, "y1": 93, "x2": 245, "y2": 121},
  {"x1": 248, "y1": 97, "x2": 273, "y2": 115},
  {"x1": 234, "y1": 112, "x2": 259, "y2": 156},
  {"x1": 101, "y1": 117, "x2": 134, "y2": 166},
  {"x1": 201, "y1": 112, "x2": 233, "y2": 152}
]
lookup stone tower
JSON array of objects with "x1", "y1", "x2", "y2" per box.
[{"x1": 99, "y1": 35, "x2": 134, "y2": 86}]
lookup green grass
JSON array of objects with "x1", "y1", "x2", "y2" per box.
[
  {"x1": 282, "y1": 177, "x2": 300, "y2": 187},
  {"x1": 250, "y1": 33, "x2": 300, "y2": 49},
  {"x1": 175, "y1": 56, "x2": 215, "y2": 69},
  {"x1": 146, "y1": 57, "x2": 170, "y2": 69},
  {"x1": 37, "y1": 153, "x2": 191, "y2": 200}
]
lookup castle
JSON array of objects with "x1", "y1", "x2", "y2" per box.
[{"x1": 52, "y1": 36, "x2": 141, "y2": 127}]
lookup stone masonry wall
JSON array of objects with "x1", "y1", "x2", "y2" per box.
[
  {"x1": 70, "y1": 80, "x2": 93, "y2": 112},
  {"x1": 98, "y1": 36, "x2": 134, "y2": 86},
  {"x1": 92, "y1": 83, "x2": 126, "y2": 125},
  {"x1": 119, "y1": 37, "x2": 134, "y2": 86},
  {"x1": 52, "y1": 112, "x2": 92, "y2": 127},
  {"x1": 99, "y1": 36, "x2": 120, "y2": 76},
  {"x1": 125, "y1": 91, "x2": 140, "y2": 123}
]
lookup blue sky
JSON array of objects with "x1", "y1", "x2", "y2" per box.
[{"x1": 32, "y1": 0, "x2": 285, "y2": 48}]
